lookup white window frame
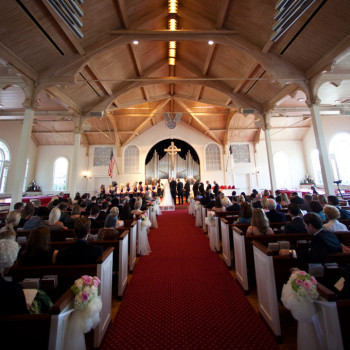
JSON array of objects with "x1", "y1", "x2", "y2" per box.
[
  {"x1": 205, "y1": 143, "x2": 221, "y2": 171},
  {"x1": 52, "y1": 156, "x2": 69, "y2": 191},
  {"x1": 0, "y1": 140, "x2": 11, "y2": 194},
  {"x1": 124, "y1": 145, "x2": 139, "y2": 173}
]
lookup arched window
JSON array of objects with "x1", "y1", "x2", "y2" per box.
[
  {"x1": 205, "y1": 144, "x2": 221, "y2": 171},
  {"x1": 273, "y1": 151, "x2": 291, "y2": 189},
  {"x1": 52, "y1": 157, "x2": 69, "y2": 191},
  {"x1": 311, "y1": 149, "x2": 323, "y2": 185},
  {"x1": 124, "y1": 145, "x2": 139, "y2": 173},
  {"x1": 329, "y1": 133, "x2": 350, "y2": 185},
  {"x1": 0, "y1": 140, "x2": 10, "y2": 193}
]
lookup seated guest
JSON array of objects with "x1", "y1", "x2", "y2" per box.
[
  {"x1": 238, "y1": 194, "x2": 246, "y2": 206},
  {"x1": 97, "y1": 214, "x2": 123, "y2": 240},
  {"x1": 0, "y1": 211, "x2": 21, "y2": 235},
  {"x1": 21, "y1": 206, "x2": 49, "y2": 231},
  {"x1": 0, "y1": 239, "x2": 28, "y2": 315},
  {"x1": 280, "y1": 212, "x2": 342, "y2": 262},
  {"x1": 58, "y1": 203, "x2": 71, "y2": 226},
  {"x1": 252, "y1": 193, "x2": 262, "y2": 209},
  {"x1": 108, "y1": 207, "x2": 124, "y2": 227},
  {"x1": 131, "y1": 201, "x2": 143, "y2": 216},
  {"x1": 204, "y1": 193, "x2": 215, "y2": 209},
  {"x1": 211, "y1": 197, "x2": 226, "y2": 213},
  {"x1": 275, "y1": 190, "x2": 281, "y2": 203},
  {"x1": 318, "y1": 194, "x2": 327, "y2": 207},
  {"x1": 309, "y1": 200, "x2": 326, "y2": 221},
  {"x1": 88, "y1": 205, "x2": 103, "y2": 229},
  {"x1": 0, "y1": 230, "x2": 16, "y2": 241},
  {"x1": 18, "y1": 227, "x2": 57, "y2": 266},
  {"x1": 227, "y1": 196, "x2": 241, "y2": 212},
  {"x1": 219, "y1": 193, "x2": 232, "y2": 208},
  {"x1": 19, "y1": 202, "x2": 35, "y2": 227},
  {"x1": 13, "y1": 202, "x2": 24, "y2": 213},
  {"x1": 70, "y1": 204, "x2": 82, "y2": 220},
  {"x1": 263, "y1": 189, "x2": 270, "y2": 198},
  {"x1": 272, "y1": 195, "x2": 282, "y2": 209},
  {"x1": 261, "y1": 197, "x2": 268, "y2": 211},
  {"x1": 301, "y1": 194, "x2": 312, "y2": 212},
  {"x1": 200, "y1": 191, "x2": 211, "y2": 206},
  {"x1": 284, "y1": 204, "x2": 307, "y2": 234},
  {"x1": 120, "y1": 203, "x2": 133, "y2": 220},
  {"x1": 327, "y1": 195, "x2": 350, "y2": 219},
  {"x1": 246, "y1": 209, "x2": 274, "y2": 236},
  {"x1": 265, "y1": 198, "x2": 286, "y2": 223},
  {"x1": 47, "y1": 198, "x2": 59, "y2": 212},
  {"x1": 31, "y1": 199, "x2": 41, "y2": 216},
  {"x1": 45, "y1": 208, "x2": 67, "y2": 230},
  {"x1": 235, "y1": 202, "x2": 252, "y2": 224},
  {"x1": 290, "y1": 192, "x2": 305, "y2": 205},
  {"x1": 280, "y1": 192, "x2": 290, "y2": 207},
  {"x1": 56, "y1": 217, "x2": 103, "y2": 264},
  {"x1": 97, "y1": 202, "x2": 108, "y2": 222},
  {"x1": 323, "y1": 205, "x2": 348, "y2": 232}
]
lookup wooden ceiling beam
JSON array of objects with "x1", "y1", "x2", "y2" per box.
[
  {"x1": 263, "y1": 84, "x2": 299, "y2": 112},
  {"x1": 176, "y1": 98, "x2": 222, "y2": 145},
  {"x1": 216, "y1": 0, "x2": 232, "y2": 29},
  {"x1": 115, "y1": 0, "x2": 130, "y2": 28},
  {"x1": 122, "y1": 98, "x2": 170, "y2": 146},
  {"x1": 45, "y1": 86, "x2": 82, "y2": 115},
  {"x1": 40, "y1": 0, "x2": 85, "y2": 55},
  {"x1": 224, "y1": 112, "x2": 235, "y2": 145}
]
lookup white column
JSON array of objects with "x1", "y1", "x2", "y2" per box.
[
  {"x1": 10, "y1": 107, "x2": 34, "y2": 209},
  {"x1": 309, "y1": 104, "x2": 335, "y2": 196},
  {"x1": 69, "y1": 132, "x2": 81, "y2": 196},
  {"x1": 264, "y1": 127, "x2": 277, "y2": 194}
]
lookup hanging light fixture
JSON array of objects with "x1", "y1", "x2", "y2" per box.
[
  {"x1": 168, "y1": 0, "x2": 178, "y2": 14},
  {"x1": 168, "y1": 1, "x2": 178, "y2": 66}
]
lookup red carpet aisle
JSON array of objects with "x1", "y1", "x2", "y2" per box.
[{"x1": 102, "y1": 209, "x2": 279, "y2": 349}]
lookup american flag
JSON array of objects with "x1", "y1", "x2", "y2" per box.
[{"x1": 108, "y1": 149, "x2": 116, "y2": 178}]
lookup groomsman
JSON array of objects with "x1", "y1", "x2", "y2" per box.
[
  {"x1": 177, "y1": 179, "x2": 184, "y2": 204},
  {"x1": 184, "y1": 178, "x2": 190, "y2": 203},
  {"x1": 205, "y1": 181, "x2": 212, "y2": 192},
  {"x1": 213, "y1": 181, "x2": 219, "y2": 196},
  {"x1": 170, "y1": 178, "x2": 177, "y2": 205}
]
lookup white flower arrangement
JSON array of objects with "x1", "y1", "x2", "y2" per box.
[
  {"x1": 140, "y1": 213, "x2": 151, "y2": 228},
  {"x1": 205, "y1": 211, "x2": 216, "y2": 227},
  {"x1": 194, "y1": 201, "x2": 201, "y2": 210},
  {"x1": 281, "y1": 270, "x2": 319, "y2": 322},
  {"x1": 71, "y1": 275, "x2": 101, "y2": 310}
]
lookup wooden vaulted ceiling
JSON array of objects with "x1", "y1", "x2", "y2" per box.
[{"x1": 0, "y1": 0, "x2": 349, "y2": 147}]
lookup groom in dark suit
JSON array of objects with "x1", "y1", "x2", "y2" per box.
[
  {"x1": 170, "y1": 178, "x2": 177, "y2": 205},
  {"x1": 177, "y1": 179, "x2": 184, "y2": 204}
]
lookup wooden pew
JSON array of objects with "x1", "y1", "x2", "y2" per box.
[
  {"x1": 220, "y1": 217, "x2": 237, "y2": 268},
  {"x1": 252, "y1": 240, "x2": 349, "y2": 345},
  {"x1": 8, "y1": 248, "x2": 114, "y2": 348}
]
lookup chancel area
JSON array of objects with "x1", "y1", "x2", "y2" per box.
[{"x1": 0, "y1": 0, "x2": 350, "y2": 349}]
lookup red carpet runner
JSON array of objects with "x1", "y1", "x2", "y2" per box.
[{"x1": 102, "y1": 209, "x2": 279, "y2": 349}]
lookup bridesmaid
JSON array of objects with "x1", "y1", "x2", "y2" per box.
[
  {"x1": 126, "y1": 182, "x2": 131, "y2": 194},
  {"x1": 100, "y1": 184, "x2": 106, "y2": 196}
]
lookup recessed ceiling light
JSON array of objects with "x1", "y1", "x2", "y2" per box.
[
  {"x1": 297, "y1": 98, "x2": 304, "y2": 102},
  {"x1": 0, "y1": 104, "x2": 4, "y2": 108},
  {"x1": 208, "y1": 40, "x2": 214, "y2": 45},
  {"x1": 334, "y1": 100, "x2": 341, "y2": 103},
  {"x1": 133, "y1": 40, "x2": 139, "y2": 45}
]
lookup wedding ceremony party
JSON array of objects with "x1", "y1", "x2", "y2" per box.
[{"x1": 1, "y1": 0, "x2": 350, "y2": 349}]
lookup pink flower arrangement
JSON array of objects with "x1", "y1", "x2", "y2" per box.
[
  {"x1": 71, "y1": 275, "x2": 101, "y2": 309},
  {"x1": 289, "y1": 270, "x2": 319, "y2": 302}
]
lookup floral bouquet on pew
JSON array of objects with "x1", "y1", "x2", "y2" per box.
[
  {"x1": 205, "y1": 211, "x2": 216, "y2": 227},
  {"x1": 281, "y1": 270, "x2": 319, "y2": 321},
  {"x1": 140, "y1": 213, "x2": 151, "y2": 228},
  {"x1": 65, "y1": 276, "x2": 103, "y2": 350}
]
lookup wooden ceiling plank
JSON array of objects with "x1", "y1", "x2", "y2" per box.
[
  {"x1": 115, "y1": 0, "x2": 130, "y2": 29},
  {"x1": 131, "y1": 8, "x2": 166, "y2": 29},
  {"x1": 216, "y1": 0, "x2": 232, "y2": 29},
  {"x1": 86, "y1": 62, "x2": 113, "y2": 96}
]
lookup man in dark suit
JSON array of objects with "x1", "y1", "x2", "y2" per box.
[
  {"x1": 280, "y1": 212, "x2": 342, "y2": 263},
  {"x1": 290, "y1": 192, "x2": 305, "y2": 205},
  {"x1": 170, "y1": 178, "x2": 177, "y2": 205},
  {"x1": 275, "y1": 190, "x2": 281, "y2": 203},
  {"x1": 88, "y1": 205, "x2": 103, "y2": 229},
  {"x1": 327, "y1": 195, "x2": 350, "y2": 219},
  {"x1": 198, "y1": 181, "x2": 205, "y2": 196},
  {"x1": 97, "y1": 202, "x2": 108, "y2": 221},
  {"x1": 284, "y1": 204, "x2": 307, "y2": 233},
  {"x1": 205, "y1": 181, "x2": 212, "y2": 192},
  {"x1": 193, "y1": 179, "x2": 200, "y2": 198},
  {"x1": 56, "y1": 216, "x2": 103, "y2": 265},
  {"x1": 226, "y1": 196, "x2": 241, "y2": 212},
  {"x1": 184, "y1": 178, "x2": 190, "y2": 203},
  {"x1": 177, "y1": 179, "x2": 184, "y2": 204},
  {"x1": 266, "y1": 198, "x2": 286, "y2": 222},
  {"x1": 213, "y1": 181, "x2": 219, "y2": 197}
]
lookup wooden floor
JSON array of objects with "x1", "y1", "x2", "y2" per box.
[{"x1": 110, "y1": 250, "x2": 297, "y2": 350}]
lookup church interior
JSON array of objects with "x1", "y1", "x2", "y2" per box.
[{"x1": 1, "y1": 0, "x2": 350, "y2": 349}]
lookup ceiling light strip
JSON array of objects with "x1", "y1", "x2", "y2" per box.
[{"x1": 168, "y1": 0, "x2": 178, "y2": 66}]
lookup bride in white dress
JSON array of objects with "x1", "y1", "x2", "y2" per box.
[{"x1": 159, "y1": 180, "x2": 175, "y2": 211}]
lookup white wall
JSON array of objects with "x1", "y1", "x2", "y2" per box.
[
  {"x1": 0, "y1": 121, "x2": 37, "y2": 196},
  {"x1": 35, "y1": 145, "x2": 88, "y2": 195}
]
